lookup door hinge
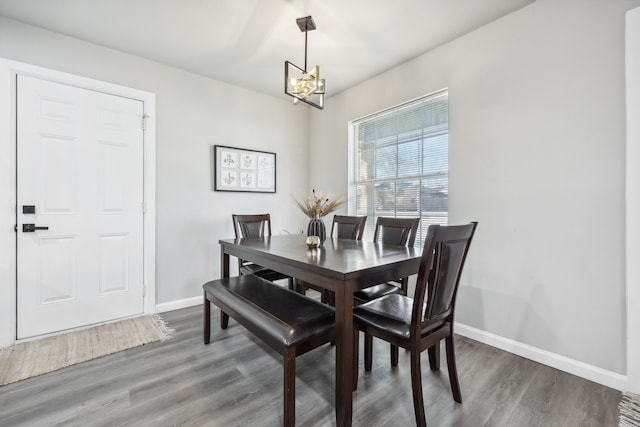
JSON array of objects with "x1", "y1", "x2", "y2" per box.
[
  {"x1": 141, "y1": 202, "x2": 147, "y2": 214},
  {"x1": 142, "y1": 114, "x2": 149, "y2": 131},
  {"x1": 14, "y1": 224, "x2": 17, "y2": 232}
]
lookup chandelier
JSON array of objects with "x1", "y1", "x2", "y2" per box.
[{"x1": 284, "y1": 16, "x2": 325, "y2": 110}]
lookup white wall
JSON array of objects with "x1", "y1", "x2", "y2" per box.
[
  {"x1": 310, "y1": 0, "x2": 639, "y2": 380},
  {"x1": 626, "y1": 5, "x2": 640, "y2": 394},
  {"x1": 1, "y1": 0, "x2": 638, "y2": 388},
  {"x1": 0, "y1": 17, "x2": 311, "y2": 346}
]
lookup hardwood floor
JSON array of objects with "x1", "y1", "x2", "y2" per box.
[{"x1": 0, "y1": 304, "x2": 621, "y2": 426}]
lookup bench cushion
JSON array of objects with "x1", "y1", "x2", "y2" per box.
[{"x1": 204, "y1": 275, "x2": 334, "y2": 348}]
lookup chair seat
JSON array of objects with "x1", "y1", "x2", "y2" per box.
[
  {"x1": 354, "y1": 294, "x2": 441, "y2": 340},
  {"x1": 302, "y1": 282, "x2": 403, "y2": 305},
  {"x1": 240, "y1": 263, "x2": 290, "y2": 282},
  {"x1": 239, "y1": 262, "x2": 267, "y2": 275},
  {"x1": 353, "y1": 282, "x2": 403, "y2": 303}
]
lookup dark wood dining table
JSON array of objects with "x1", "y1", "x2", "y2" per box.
[{"x1": 219, "y1": 234, "x2": 421, "y2": 427}]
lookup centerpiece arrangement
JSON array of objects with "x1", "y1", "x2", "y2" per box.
[{"x1": 294, "y1": 189, "x2": 345, "y2": 243}]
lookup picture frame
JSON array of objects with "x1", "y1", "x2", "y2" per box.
[{"x1": 213, "y1": 145, "x2": 276, "y2": 193}]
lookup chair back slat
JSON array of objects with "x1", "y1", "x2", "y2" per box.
[
  {"x1": 373, "y1": 217, "x2": 420, "y2": 247},
  {"x1": 429, "y1": 238, "x2": 470, "y2": 318},
  {"x1": 232, "y1": 214, "x2": 272, "y2": 239},
  {"x1": 330, "y1": 215, "x2": 367, "y2": 240},
  {"x1": 239, "y1": 221, "x2": 265, "y2": 238},
  {"x1": 411, "y1": 222, "x2": 477, "y2": 331},
  {"x1": 335, "y1": 223, "x2": 361, "y2": 239}
]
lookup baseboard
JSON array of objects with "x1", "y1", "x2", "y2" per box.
[
  {"x1": 455, "y1": 322, "x2": 627, "y2": 391},
  {"x1": 153, "y1": 299, "x2": 628, "y2": 390},
  {"x1": 156, "y1": 296, "x2": 201, "y2": 313}
]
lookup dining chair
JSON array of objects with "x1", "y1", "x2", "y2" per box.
[
  {"x1": 352, "y1": 222, "x2": 478, "y2": 427},
  {"x1": 296, "y1": 214, "x2": 367, "y2": 303},
  {"x1": 232, "y1": 214, "x2": 294, "y2": 289},
  {"x1": 353, "y1": 217, "x2": 420, "y2": 304},
  {"x1": 351, "y1": 217, "x2": 420, "y2": 364}
]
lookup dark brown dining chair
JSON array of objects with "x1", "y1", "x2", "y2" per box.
[
  {"x1": 232, "y1": 214, "x2": 294, "y2": 288},
  {"x1": 352, "y1": 222, "x2": 478, "y2": 427},
  {"x1": 296, "y1": 214, "x2": 367, "y2": 303},
  {"x1": 353, "y1": 217, "x2": 420, "y2": 304}
]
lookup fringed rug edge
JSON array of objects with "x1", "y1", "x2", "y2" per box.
[{"x1": 619, "y1": 392, "x2": 640, "y2": 427}]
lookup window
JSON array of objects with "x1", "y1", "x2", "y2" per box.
[{"x1": 348, "y1": 90, "x2": 448, "y2": 246}]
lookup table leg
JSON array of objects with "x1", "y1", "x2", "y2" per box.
[
  {"x1": 334, "y1": 281, "x2": 354, "y2": 427},
  {"x1": 221, "y1": 249, "x2": 230, "y2": 278}
]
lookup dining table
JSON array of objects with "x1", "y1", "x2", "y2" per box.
[{"x1": 219, "y1": 234, "x2": 421, "y2": 427}]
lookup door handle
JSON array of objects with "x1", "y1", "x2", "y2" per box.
[{"x1": 22, "y1": 224, "x2": 49, "y2": 232}]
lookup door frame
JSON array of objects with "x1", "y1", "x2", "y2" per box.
[
  {"x1": 0, "y1": 58, "x2": 156, "y2": 347},
  {"x1": 626, "y1": 6, "x2": 640, "y2": 394}
]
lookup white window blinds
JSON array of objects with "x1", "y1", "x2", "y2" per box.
[{"x1": 349, "y1": 90, "x2": 448, "y2": 246}]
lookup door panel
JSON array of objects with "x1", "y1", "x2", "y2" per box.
[
  {"x1": 98, "y1": 233, "x2": 129, "y2": 294},
  {"x1": 41, "y1": 135, "x2": 78, "y2": 212},
  {"x1": 17, "y1": 75, "x2": 145, "y2": 339},
  {"x1": 40, "y1": 235, "x2": 77, "y2": 303}
]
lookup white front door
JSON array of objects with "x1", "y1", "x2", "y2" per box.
[{"x1": 16, "y1": 75, "x2": 145, "y2": 339}]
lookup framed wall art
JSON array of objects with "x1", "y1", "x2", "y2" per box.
[{"x1": 213, "y1": 145, "x2": 276, "y2": 193}]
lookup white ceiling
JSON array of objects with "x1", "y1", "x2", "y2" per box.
[{"x1": 0, "y1": 0, "x2": 534, "y2": 99}]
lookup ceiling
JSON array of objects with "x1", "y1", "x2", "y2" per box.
[{"x1": 0, "y1": 0, "x2": 534, "y2": 100}]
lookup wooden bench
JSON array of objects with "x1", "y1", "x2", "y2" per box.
[{"x1": 203, "y1": 274, "x2": 335, "y2": 427}]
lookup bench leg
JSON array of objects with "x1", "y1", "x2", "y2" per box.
[
  {"x1": 204, "y1": 293, "x2": 210, "y2": 344},
  {"x1": 283, "y1": 348, "x2": 296, "y2": 427}
]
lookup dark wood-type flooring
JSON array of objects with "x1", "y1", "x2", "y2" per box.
[{"x1": 0, "y1": 302, "x2": 621, "y2": 426}]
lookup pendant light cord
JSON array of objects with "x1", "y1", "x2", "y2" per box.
[{"x1": 304, "y1": 25, "x2": 308, "y2": 72}]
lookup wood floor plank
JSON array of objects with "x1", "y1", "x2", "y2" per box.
[{"x1": 0, "y1": 305, "x2": 621, "y2": 426}]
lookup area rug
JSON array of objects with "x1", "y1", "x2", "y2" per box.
[
  {"x1": 0, "y1": 314, "x2": 173, "y2": 387},
  {"x1": 620, "y1": 392, "x2": 640, "y2": 427}
]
